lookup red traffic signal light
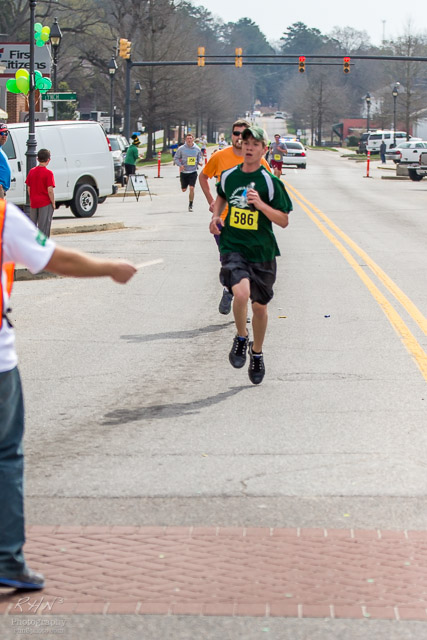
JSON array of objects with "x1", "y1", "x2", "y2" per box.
[
  {"x1": 298, "y1": 56, "x2": 306, "y2": 73},
  {"x1": 343, "y1": 57, "x2": 351, "y2": 73}
]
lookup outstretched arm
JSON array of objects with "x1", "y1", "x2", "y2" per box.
[{"x1": 45, "y1": 246, "x2": 137, "y2": 283}]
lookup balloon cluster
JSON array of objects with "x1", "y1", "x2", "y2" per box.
[
  {"x1": 6, "y1": 70, "x2": 52, "y2": 95},
  {"x1": 34, "y1": 23, "x2": 50, "y2": 47}
]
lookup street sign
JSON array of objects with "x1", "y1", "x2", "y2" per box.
[
  {"x1": 0, "y1": 42, "x2": 51, "y2": 78},
  {"x1": 44, "y1": 92, "x2": 77, "y2": 101}
]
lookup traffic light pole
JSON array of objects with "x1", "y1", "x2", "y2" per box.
[{"x1": 124, "y1": 58, "x2": 132, "y2": 140}]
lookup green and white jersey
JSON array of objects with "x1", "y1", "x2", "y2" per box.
[{"x1": 216, "y1": 165, "x2": 292, "y2": 263}]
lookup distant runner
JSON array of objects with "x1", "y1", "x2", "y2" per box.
[
  {"x1": 269, "y1": 134, "x2": 287, "y2": 178},
  {"x1": 174, "y1": 134, "x2": 203, "y2": 211}
]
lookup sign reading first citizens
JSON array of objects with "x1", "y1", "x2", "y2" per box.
[{"x1": 0, "y1": 42, "x2": 51, "y2": 78}]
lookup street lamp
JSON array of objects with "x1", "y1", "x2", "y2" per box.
[
  {"x1": 392, "y1": 84, "x2": 399, "y2": 147},
  {"x1": 50, "y1": 17, "x2": 62, "y2": 120},
  {"x1": 134, "y1": 82, "x2": 142, "y2": 136},
  {"x1": 365, "y1": 92, "x2": 371, "y2": 132},
  {"x1": 108, "y1": 56, "x2": 117, "y2": 134},
  {"x1": 26, "y1": 0, "x2": 37, "y2": 193}
]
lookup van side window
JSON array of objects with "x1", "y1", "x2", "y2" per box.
[
  {"x1": 385, "y1": 134, "x2": 390, "y2": 139},
  {"x1": 2, "y1": 134, "x2": 16, "y2": 160},
  {"x1": 370, "y1": 134, "x2": 381, "y2": 140}
]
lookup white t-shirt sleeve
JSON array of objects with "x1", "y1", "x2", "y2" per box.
[{"x1": 3, "y1": 203, "x2": 55, "y2": 273}]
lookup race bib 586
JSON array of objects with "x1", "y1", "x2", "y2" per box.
[
  {"x1": 230, "y1": 207, "x2": 258, "y2": 230},
  {"x1": 274, "y1": 154, "x2": 281, "y2": 161},
  {"x1": 187, "y1": 156, "x2": 196, "y2": 165}
]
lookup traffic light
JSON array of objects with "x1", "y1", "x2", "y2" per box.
[
  {"x1": 343, "y1": 57, "x2": 351, "y2": 73},
  {"x1": 197, "y1": 47, "x2": 205, "y2": 67},
  {"x1": 119, "y1": 38, "x2": 131, "y2": 59},
  {"x1": 235, "y1": 47, "x2": 243, "y2": 68},
  {"x1": 298, "y1": 56, "x2": 306, "y2": 73}
]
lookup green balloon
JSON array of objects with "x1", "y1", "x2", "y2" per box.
[
  {"x1": 34, "y1": 22, "x2": 43, "y2": 33},
  {"x1": 16, "y1": 76, "x2": 29, "y2": 94},
  {"x1": 35, "y1": 70, "x2": 43, "y2": 81},
  {"x1": 6, "y1": 78, "x2": 21, "y2": 94},
  {"x1": 40, "y1": 32, "x2": 49, "y2": 42},
  {"x1": 36, "y1": 39, "x2": 45, "y2": 47}
]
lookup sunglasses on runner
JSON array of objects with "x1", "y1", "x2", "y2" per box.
[
  {"x1": 232, "y1": 130, "x2": 243, "y2": 136},
  {"x1": 0, "y1": 132, "x2": 8, "y2": 136}
]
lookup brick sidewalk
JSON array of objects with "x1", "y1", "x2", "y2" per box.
[{"x1": 1, "y1": 526, "x2": 427, "y2": 620}]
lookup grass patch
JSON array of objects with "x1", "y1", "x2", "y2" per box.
[
  {"x1": 137, "y1": 152, "x2": 173, "y2": 166},
  {"x1": 307, "y1": 146, "x2": 339, "y2": 152}
]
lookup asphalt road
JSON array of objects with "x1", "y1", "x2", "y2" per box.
[{"x1": 6, "y1": 145, "x2": 427, "y2": 638}]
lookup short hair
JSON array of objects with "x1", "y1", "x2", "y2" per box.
[
  {"x1": 37, "y1": 148, "x2": 50, "y2": 162},
  {"x1": 232, "y1": 119, "x2": 250, "y2": 129}
]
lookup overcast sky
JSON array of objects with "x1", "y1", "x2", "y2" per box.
[{"x1": 195, "y1": 0, "x2": 427, "y2": 45}]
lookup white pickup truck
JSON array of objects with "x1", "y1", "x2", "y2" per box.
[{"x1": 408, "y1": 151, "x2": 427, "y2": 181}]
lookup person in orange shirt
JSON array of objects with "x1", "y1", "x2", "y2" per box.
[{"x1": 199, "y1": 119, "x2": 271, "y2": 315}]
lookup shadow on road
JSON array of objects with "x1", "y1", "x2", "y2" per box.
[
  {"x1": 120, "y1": 322, "x2": 234, "y2": 343},
  {"x1": 102, "y1": 385, "x2": 249, "y2": 426}
]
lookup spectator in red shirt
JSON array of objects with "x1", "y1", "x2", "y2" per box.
[{"x1": 25, "y1": 149, "x2": 55, "y2": 237}]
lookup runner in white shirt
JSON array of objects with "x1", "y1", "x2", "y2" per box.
[{"x1": 0, "y1": 202, "x2": 136, "y2": 591}]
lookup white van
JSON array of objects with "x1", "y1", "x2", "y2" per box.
[
  {"x1": 3, "y1": 121, "x2": 115, "y2": 217},
  {"x1": 366, "y1": 130, "x2": 410, "y2": 154}
]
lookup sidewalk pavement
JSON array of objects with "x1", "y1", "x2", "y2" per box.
[{"x1": 1, "y1": 525, "x2": 427, "y2": 621}]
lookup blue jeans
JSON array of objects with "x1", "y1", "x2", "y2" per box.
[{"x1": 0, "y1": 367, "x2": 26, "y2": 576}]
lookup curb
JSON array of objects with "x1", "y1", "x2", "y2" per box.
[
  {"x1": 380, "y1": 175, "x2": 409, "y2": 180},
  {"x1": 51, "y1": 221, "x2": 125, "y2": 235},
  {"x1": 14, "y1": 268, "x2": 59, "y2": 282}
]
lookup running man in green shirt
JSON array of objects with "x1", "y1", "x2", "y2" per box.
[{"x1": 209, "y1": 126, "x2": 292, "y2": 384}]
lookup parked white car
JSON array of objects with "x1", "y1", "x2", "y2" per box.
[
  {"x1": 3, "y1": 121, "x2": 116, "y2": 217},
  {"x1": 385, "y1": 140, "x2": 427, "y2": 164}
]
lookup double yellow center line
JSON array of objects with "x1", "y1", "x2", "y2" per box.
[{"x1": 284, "y1": 181, "x2": 427, "y2": 383}]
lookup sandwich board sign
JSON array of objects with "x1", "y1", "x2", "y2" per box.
[{"x1": 123, "y1": 173, "x2": 152, "y2": 202}]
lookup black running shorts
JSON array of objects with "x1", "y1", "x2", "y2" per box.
[
  {"x1": 220, "y1": 252, "x2": 277, "y2": 305},
  {"x1": 124, "y1": 163, "x2": 136, "y2": 176},
  {"x1": 180, "y1": 171, "x2": 198, "y2": 189}
]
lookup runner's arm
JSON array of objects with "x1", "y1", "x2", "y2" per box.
[
  {"x1": 209, "y1": 196, "x2": 226, "y2": 235},
  {"x1": 246, "y1": 190, "x2": 289, "y2": 229},
  {"x1": 199, "y1": 172, "x2": 215, "y2": 212}
]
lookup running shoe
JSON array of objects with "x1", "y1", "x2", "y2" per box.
[
  {"x1": 219, "y1": 288, "x2": 233, "y2": 315},
  {"x1": 248, "y1": 342, "x2": 265, "y2": 384},
  {"x1": 229, "y1": 334, "x2": 249, "y2": 368},
  {"x1": 188, "y1": 202, "x2": 193, "y2": 212},
  {"x1": 0, "y1": 567, "x2": 45, "y2": 590}
]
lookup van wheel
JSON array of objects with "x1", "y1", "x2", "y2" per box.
[
  {"x1": 408, "y1": 170, "x2": 424, "y2": 182},
  {"x1": 71, "y1": 184, "x2": 98, "y2": 217}
]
